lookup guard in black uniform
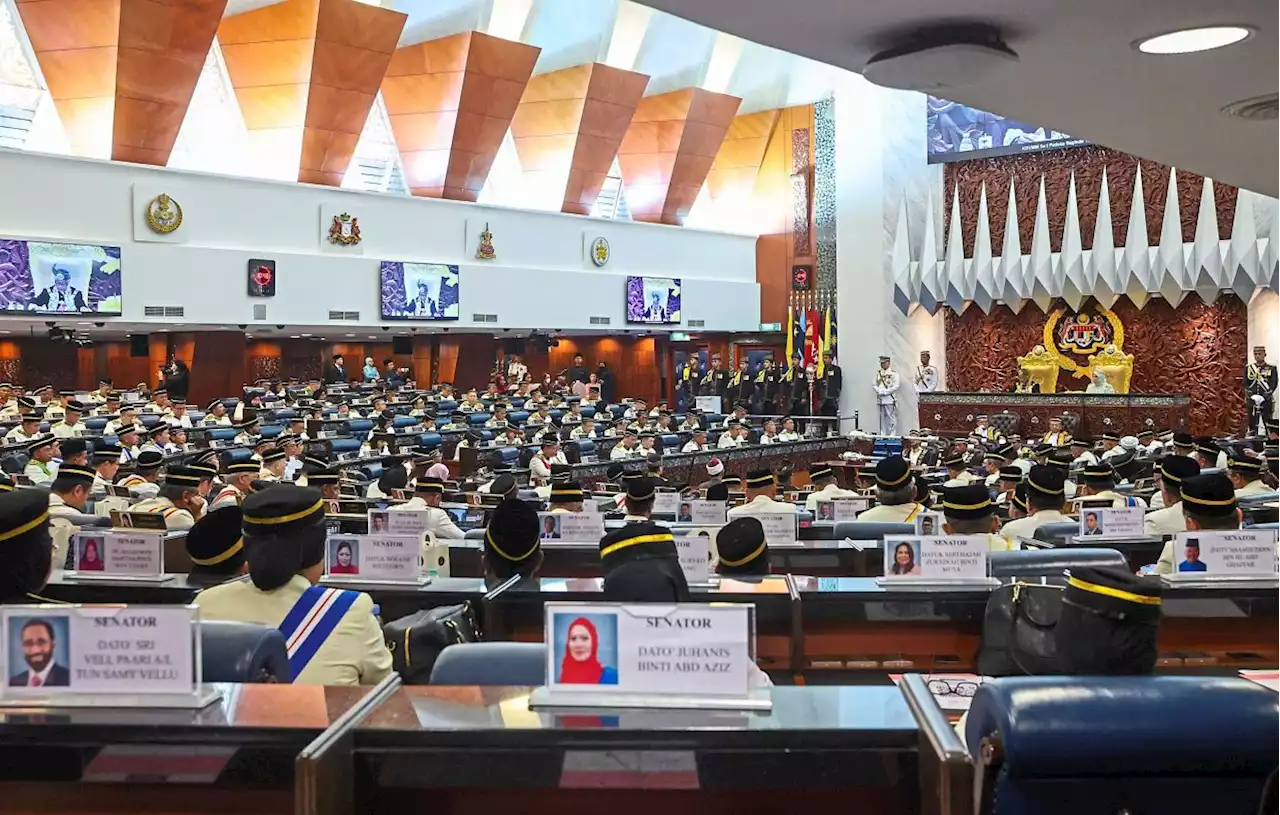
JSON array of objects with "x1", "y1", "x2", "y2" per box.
[
  {"x1": 818, "y1": 350, "x2": 842, "y2": 418},
  {"x1": 784, "y1": 351, "x2": 809, "y2": 431},
  {"x1": 700, "y1": 354, "x2": 729, "y2": 412},
  {"x1": 751, "y1": 358, "x2": 774, "y2": 415},
  {"x1": 598, "y1": 476, "x2": 690, "y2": 602}
]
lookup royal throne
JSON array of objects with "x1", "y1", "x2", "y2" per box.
[
  {"x1": 1087, "y1": 344, "x2": 1134, "y2": 393},
  {"x1": 1017, "y1": 345, "x2": 1059, "y2": 394}
]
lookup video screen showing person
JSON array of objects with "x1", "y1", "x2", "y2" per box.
[
  {"x1": 626, "y1": 276, "x2": 681, "y2": 324},
  {"x1": 0, "y1": 239, "x2": 122, "y2": 315},
  {"x1": 7, "y1": 615, "x2": 71, "y2": 688},
  {"x1": 926, "y1": 97, "x2": 1085, "y2": 163},
  {"x1": 380, "y1": 261, "x2": 459, "y2": 321}
]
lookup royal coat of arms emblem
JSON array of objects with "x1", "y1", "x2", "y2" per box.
[
  {"x1": 328, "y1": 212, "x2": 361, "y2": 246},
  {"x1": 590, "y1": 236, "x2": 610, "y2": 267},
  {"x1": 476, "y1": 223, "x2": 496, "y2": 260},
  {"x1": 145, "y1": 193, "x2": 183, "y2": 234}
]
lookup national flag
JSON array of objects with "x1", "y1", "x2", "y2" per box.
[
  {"x1": 784, "y1": 305, "x2": 795, "y2": 363},
  {"x1": 803, "y1": 309, "x2": 821, "y2": 368}
]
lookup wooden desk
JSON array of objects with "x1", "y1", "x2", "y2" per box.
[{"x1": 918, "y1": 392, "x2": 1190, "y2": 438}]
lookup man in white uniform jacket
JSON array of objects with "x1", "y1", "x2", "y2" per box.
[
  {"x1": 727, "y1": 469, "x2": 797, "y2": 519},
  {"x1": 387, "y1": 477, "x2": 464, "y2": 539},
  {"x1": 194, "y1": 486, "x2": 393, "y2": 685}
]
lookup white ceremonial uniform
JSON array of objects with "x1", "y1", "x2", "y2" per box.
[
  {"x1": 164, "y1": 414, "x2": 194, "y2": 429},
  {"x1": 717, "y1": 432, "x2": 745, "y2": 450},
  {"x1": 117, "y1": 473, "x2": 160, "y2": 500},
  {"x1": 1087, "y1": 489, "x2": 1148, "y2": 509},
  {"x1": 874, "y1": 367, "x2": 901, "y2": 435},
  {"x1": 50, "y1": 420, "x2": 85, "y2": 439},
  {"x1": 128, "y1": 496, "x2": 196, "y2": 531},
  {"x1": 727, "y1": 495, "x2": 798, "y2": 519},
  {"x1": 203, "y1": 414, "x2": 233, "y2": 427},
  {"x1": 999, "y1": 509, "x2": 1073, "y2": 544},
  {"x1": 914, "y1": 364, "x2": 939, "y2": 393},
  {"x1": 209, "y1": 484, "x2": 245, "y2": 511},
  {"x1": 4, "y1": 426, "x2": 37, "y2": 444},
  {"x1": 194, "y1": 575, "x2": 392, "y2": 686},
  {"x1": 387, "y1": 498, "x2": 464, "y2": 539},
  {"x1": 1144, "y1": 502, "x2": 1186, "y2": 537},
  {"x1": 1236, "y1": 479, "x2": 1271, "y2": 498},
  {"x1": 681, "y1": 441, "x2": 708, "y2": 453},
  {"x1": 24, "y1": 459, "x2": 58, "y2": 486},
  {"x1": 610, "y1": 442, "x2": 641, "y2": 460},
  {"x1": 804, "y1": 483, "x2": 859, "y2": 511},
  {"x1": 759, "y1": 432, "x2": 779, "y2": 445},
  {"x1": 777, "y1": 430, "x2": 801, "y2": 442},
  {"x1": 857, "y1": 501, "x2": 925, "y2": 524},
  {"x1": 1073, "y1": 450, "x2": 1099, "y2": 467}
]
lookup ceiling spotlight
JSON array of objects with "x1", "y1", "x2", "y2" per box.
[{"x1": 1137, "y1": 26, "x2": 1252, "y2": 54}]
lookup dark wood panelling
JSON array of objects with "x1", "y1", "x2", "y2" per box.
[{"x1": 754, "y1": 105, "x2": 815, "y2": 326}]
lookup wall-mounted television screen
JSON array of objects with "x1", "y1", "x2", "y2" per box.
[
  {"x1": 927, "y1": 96, "x2": 1086, "y2": 163},
  {"x1": 0, "y1": 238, "x2": 122, "y2": 315},
  {"x1": 380, "y1": 261, "x2": 459, "y2": 321},
  {"x1": 626, "y1": 276, "x2": 681, "y2": 324}
]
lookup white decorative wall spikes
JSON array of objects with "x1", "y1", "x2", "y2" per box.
[{"x1": 890, "y1": 168, "x2": 1280, "y2": 315}]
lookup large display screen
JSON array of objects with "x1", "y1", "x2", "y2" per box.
[
  {"x1": 626, "y1": 276, "x2": 681, "y2": 324},
  {"x1": 0, "y1": 238, "x2": 122, "y2": 315},
  {"x1": 927, "y1": 96, "x2": 1086, "y2": 163},
  {"x1": 379, "y1": 261, "x2": 459, "y2": 321}
]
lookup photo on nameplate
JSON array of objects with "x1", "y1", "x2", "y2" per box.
[
  {"x1": 886, "y1": 539, "x2": 923, "y2": 576},
  {"x1": 1167, "y1": 531, "x2": 1279, "y2": 579},
  {"x1": 368, "y1": 510, "x2": 390, "y2": 535},
  {"x1": 881, "y1": 535, "x2": 993, "y2": 584},
  {"x1": 815, "y1": 501, "x2": 835, "y2": 522},
  {"x1": 329, "y1": 537, "x2": 360, "y2": 576},
  {"x1": 7, "y1": 614, "x2": 72, "y2": 688},
  {"x1": 1080, "y1": 510, "x2": 1106, "y2": 537},
  {"x1": 540, "y1": 513, "x2": 563, "y2": 541},
  {"x1": 677, "y1": 501, "x2": 693, "y2": 523},
  {"x1": 551, "y1": 612, "x2": 620, "y2": 686},
  {"x1": 75, "y1": 536, "x2": 106, "y2": 572},
  {"x1": 914, "y1": 512, "x2": 944, "y2": 536}
]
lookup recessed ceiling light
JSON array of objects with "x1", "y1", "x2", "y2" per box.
[
  {"x1": 301, "y1": 333, "x2": 312, "y2": 337},
  {"x1": 345, "y1": 333, "x2": 355, "y2": 337},
  {"x1": 290, "y1": 335, "x2": 301, "y2": 339},
  {"x1": 1137, "y1": 26, "x2": 1252, "y2": 54}
]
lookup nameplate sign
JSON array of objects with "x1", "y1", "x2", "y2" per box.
[
  {"x1": 1166, "y1": 531, "x2": 1278, "y2": 580},
  {"x1": 72, "y1": 531, "x2": 164, "y2": 578},
  {"x1": 815, "y1": 498, "x2": 869, "y2": 523},
  {"x1": 1078, "y1": 506, "x2": 1144, "y2": 539},
  {"x1": 694, "y1": 396, "x2": 722, "y2": 414},
  {"x1": 652, "y1": 492, "x2": 680, "y2": 515},
  {"x1": 109, "y1": 511, "x2": 167, "y2": 531},
  {"x1": 679, "y1": 500, "x2": 725, "y2": 525},
  {"x1": 538, "y1": 512, "x2": 605, "y2": 542},
  {"x1": 540, "y1": 602, "x2": 754, "y2": 703},
  {"x1": 755, "y1": 513, "x2": 797, "y2": 546},
  {"x1": 1, "y1": 605, "x2": 199, "y2": 700},
  {"x1": 369, "y1": 509, "x2": 427, "y2": 538},
  {"x1": 324, "y1": 534, "x2": 422, "y2": 583},
  {"x1": 881, "y1": 535, "x2": 991, "y2": 582},
  {"x1": 674, "y1": 535, "x2": 712, "y2": 585}
]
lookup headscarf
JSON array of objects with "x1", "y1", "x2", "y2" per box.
[{"x1": 559, "y1": 617, "x2": 606, "y2": 683}]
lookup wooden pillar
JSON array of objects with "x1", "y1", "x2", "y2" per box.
[
  {"x1": 192, "y1": 331, "x2": 248, "y2": 408},
  {"x1": 148, "y1": 334, "x2": 169, "y2": 392},
  {"x1": 411, "y1": 335, "x2": 433, "y2": 387},
  {"x1": 76, "y1": 347, "x2": 96, "y2": 390},
  {"x1": 0, "y1": 340, "x2": 21, "y2": 386}
]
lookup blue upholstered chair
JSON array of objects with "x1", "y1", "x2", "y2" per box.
[
  {"x1": 429, "y1": 642, "x2": 547, "y2": 686},
  {"x1": 988, "y1": 547, "x2": 1127, "y2": 577},
  {"x1": 1029, "y1": 521, "x2": 1082, "y2": 545},
  {"x1": 965, "y1": 676, "x2": 1278, "y2": 815},
  {"x1": 207, "y1": 427, "x2": 237, "y2": 443},
  {"x1": 84, "y1": 417, "x2": 109, "y2": 434},
  {"x1": 508, "y1": 410, "x2": 530, "y2": 425},
  {"x1": 329, "y1": 438, "x2": 361, "y2": 456},
  {"x1": 392, "y1": 415, "x2": 419, "y2": 429},
  {"x1": 200, "y1": 621, "x2": 290, "y2": 683},
  {"x1": 137, "y1": 414, "x2": 161, "y2": 429},
  {"x1": 581, "y1": 405, "x2": 596, "y2": 419},
  {"x1": 271, "y1": 408, "x2": 298, "y2": 421},
  {"x1": 418, "y1": 431, "x2": 443, "y2": 448},
  {"x1": 224, "y1": 447, "x2": 254, "y2": 463},
  {"x1": 660, "y1": 433, "x2": 680, "y2": 452},
  {"x1": 435, "y1": 399, "x2": 458, "y2": 413},
  {"x1": 467, "y1": 412, "x2": 491, "y2": 426},
  {"x1": 259, "y1": 424, "x2": 284, "y2": 438},
  {"x1": 346, "y1": 418, "x2": 374, "y2": 436},
  {"x1": 495, "y1": 446, "x2": 521, "y2": 466}
]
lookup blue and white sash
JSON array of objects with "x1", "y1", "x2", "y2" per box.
[{"x1": 278, "y1": 586, "x2": 358, "y2": 680}]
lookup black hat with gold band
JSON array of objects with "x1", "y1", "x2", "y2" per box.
[
  {"x1": 941, "y1": 483, "x2": 994, "y2": 520},
  {"x1": 1098, "y1": 432, "x2": 1119, "y2": 443},
  {"x1": 261, "y1": 448, "x2": 287, "y2": 464},
  {"x1": 1179, "y1": 473, "x2": 1238, "y2": 517},
  {"x1": 188, "y1": 460, "x2": 219, "y2": 482},
  {"x1": 1227, "y1": 454, "x2": 1263, "y2": 473},
  {"x1": 599, "y1": 517, "x2": 678, "y2": 568},
  {"x1": 808, "y1": 464, "x2": 835, "y2": 483},
  {"x1": 226, "y1": 460, "x2": 261, "y2": 476},
  {"x1": 136, "y1": 449, "x2": 165, "y2": 471},
  {"x1": 415, "y1": 476, "x2": 445, "y2": 495},
  {"x1": 186, "y1": 507, "x2": 245, "y2": 576},
  {"x1": 1057, "y1": 565, "x2": 1161, "y2": 674},
  {"x1": 0, "y1": 489, "x2": 53, "y2": 602},
  {"x1": 307, "y1": 467, "x2": 341, "y2": 486},
  {"x1": 716, "y1": 516, "x2": 768, "y2": 576},
  {"x1": 242, "y1": 484, "x2": 325, "y2": 536},
  {"x1": 0, "y1": 473, "x2": 14, "y2": 493},
  {"x1": 484, "y1": 499, "x2": 541, "y2": 567},
  {"x1": 623, "y1": 474, "x2": 656, "y2": 502},
  {"x1": 92, "y1": 442, "x2": 122, "y2": 463},
  {"x1": 1079, "y1": 462, "x2": 1116, "y2": 486},
  {"x1": 1026, "y1": 464, "x2": 1067, "y2": 499},
  {"x1": 163, "y1": 465, "x2": 204, "y2": 489},
  {"x1": 1194, "y1": 437, "x2": 1220, "y2": 458},
  {"x1": 1159, "y1": 455, "x2": 1200, "y2": 485},
  {"x1": 52, "y1": 463, "x2": 95, "y2": 487},
  {"x1": 19, "y1": 412, "x2": 41, "y2": 424},
  {"x1": 943, "y1": 452, "x2": 967, "y2": 468},
  {"x1": 998, "y1": 465, "x2": 1024, "y2": 482},
  {"x1": 745, "y1": 469, "x2": 775, "y2": 489},
  {"x1": 1011, "y1": 482, "x2": 1028, "y2": 513},
  {"x1": 241, "y1": 485, "x2": 327, "y2": 591},
  {"x1": 25, "y1": 435, "x2": 56, "y2": 455},
  {"x1": 983, "y1": 448, "x2": 1009, "y2": 463},
  {"x1": 874, "y1": 455, "x2": 912, "y2": 489},
  {"x1": 549, "y1": 481, "x2": 585, "y2": 505}
]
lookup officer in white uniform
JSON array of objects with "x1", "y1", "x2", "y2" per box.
[
  {"x1": 387, "y1": 477, "x2": 464, "y2": 540},
  {"x1": 873, "y1": 356, "x2": 901, "y2": 436},
  {"x1": 727, "y1": 469, "x2": 797, "y2": 519},
  {"x1": 803, "y1": 464, "x2": 858, "y2": 511},
  {"x1": 194, "y1": 486, "x2": 393, "y2": 685},
  {"x1": 127, "y1": 466, "x2": 205, "y2": 531},
  {"x1": 998, "y1": 466, "x2": 1074, "y2": 544}
]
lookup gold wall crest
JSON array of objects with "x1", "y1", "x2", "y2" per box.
[
  {"x1": 145, "y1": 193, "x2": 183, "y2": 234},
  {"x1": 590, "y1": 236, "x2": 610, "y2": 267},
  {"x1": 328, "y1": 212, "x2": 361, "y2": 246},
  {"x1": 1036, "y1": 303, "x2": 1131, "y2": 391},
  {"x1": 476, "y1": 222, "x2": 496, "y2": 260}
]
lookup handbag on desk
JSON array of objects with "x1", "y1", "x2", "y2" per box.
[
  {"x1": 382, "y1": 604, "x2": 479, "y2": 684},
  {"x1": 976, "y1": 581, "x2": 1063, "y2": 676}
]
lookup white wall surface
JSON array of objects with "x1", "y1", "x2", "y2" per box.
[{"x1": 0, "y1": 149, "x2": 759, "y2": 331}]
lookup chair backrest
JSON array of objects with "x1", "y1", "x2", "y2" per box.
[
  {"x1": 1030, "y1": 521, "x2": 1079, "y2": 545},
  {"x1": 418, "y1": 431, "x2": 443, "y2": 448},
  {"x1": 988, "y1": 547, "x2": 1127, "y2": 577},
  {"x1": 467, "y1": 412, "x2": 490, "y2": 426},
  {"x1": 436, "y1": 399, "x2": 458, "y2": 413},
  {"x1": 84, "y1": 417, "x2": 109, "y2": 433},
  {"x1": 346, "y1": 419, "x2": 374, "y2": 435},
  {"x1": 1239, "y1": 491, "x2": 1279, "y2": 507},
  {"x1": 392, "y1": 415, "x2": 419, "y2": 428},
  {"x1": 966, "y1": 676, "x2": 1278, "y2": 815},
  {"x1": 199, "y1": 621, "x2": 290, "y2": 683},
  {"x1": 832, "y1": 521, "x2": 914, "y2": 541},
  {"x1": 329, "y1": 437, "x2": 361, "y2": 455},
  {"x1": 429, "y1": 642, "x2": 546, "y2": 686}
]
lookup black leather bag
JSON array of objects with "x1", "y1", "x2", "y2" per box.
[
  {"x1": 976, "y1": 581, "x2": 1064, "y2": 676},
  {"x1": 382, "y1": 604, "x2": 479, "y2": 684}
]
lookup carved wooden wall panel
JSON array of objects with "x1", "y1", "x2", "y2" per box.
[{"x1": 945, "y1": 295, "x2": 1248, "y2": 435}]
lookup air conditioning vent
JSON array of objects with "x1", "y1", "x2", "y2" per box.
[
  {"x1": 589, "y1": 316, "x2": 611, "y2": 325},
  {"x1": 143, "y1": 305, "x2": 184, "y2": 317},
  {"x1": 253, "y1": 304, "x2": 267, "y2": 320},
  {"x1": 472, "y1": 313, "x2": 498, "y2": 323},
  {"x1": 328, "y1": 310, "x2": 360, "y2": 321},
  {"x1": 688, "y1": 319, "x2": 705, "y2": 328},
  {"x1": 1222, "y1": 93, "x2": 1278, "y2": 121}
]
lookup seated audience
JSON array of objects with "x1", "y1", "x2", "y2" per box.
[
  {"x1": 1227, "y1": 454, "x2": 1270, "y2": 497},
  {"x1": 715, "y1": 517, "x2": 769, "y2": 577},
  {"x1": 482, "y1": 498, "x2": 543, "y2": 588},
  {"x1": 1076, "y1": 462, "x2": 1147, "y2": 508},
  {"x1": 1143, "y1": 455, "x2": 1200, "y2": 535},
  {"x1": 998, "y1": 465, "x2": 1072, "y2": 543},
  {"x1": 24, "y1": 436, "x2": 59, "y2": 486},
  {"x1": 857, "y1": 457, "x2": 925, "y2": 523},
  {"x1": 210, "y1": 461, "x2": 260, "y2": 510},
  {"x1": 1154, "y1": 473, "x2": 1241, "y2": 575},
  {"x1": 941, "y1": 483, "x2": 1010, "y2": 551},
  {"x1": 129, "y1": 466, "x2": 204, "y2": 530},
  {"x1": 803, "y1": 464, "x2": 858, "y2": 510},
  {"x1": 727, "y1": 469, "x2": 796, "y2": 518},
  {"x1": 599, "y1": 476, "x2": 690, "y2": 602},
  {"x1": 185, "y1": 507, "x2": 247, "y2": 584},
  {"x1": 194, "y1": 487, "x2": 392, "y2": 685},
  {"x1": 0, "y1": 490, "x2": 54, "y2": 604},
  {"x1": 548, "y1": 482, "x2": 585, "y2": 513},
  {"x1": 388, "y1": 477, "x2": 464, "y2": 539}
]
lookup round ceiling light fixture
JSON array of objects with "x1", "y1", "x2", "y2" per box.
[{"x1": 1136, "y1": 26, "x2": 1253, "y2": 54}]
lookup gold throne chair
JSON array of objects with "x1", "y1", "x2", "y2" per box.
[
  {"x1": 1086, "y1": 344, "x2": 1134, "y2": 393},
  {"x1": 1017, "y1": 345, "x2": 1060, "y2": 394}
]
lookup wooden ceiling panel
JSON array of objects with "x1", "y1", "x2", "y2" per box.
[
  {"x1": 303, "y1": 84, "x2": 376, "y2": 133},
  {"x1": 234, "y1": 84, "x2": 309, "y2": 130},
  {"x1": 216, "y1": 0, "x2": 318, "y2": 45},
  {"x1": 510, "y1": 99, "x2": 587, "y2": 138},
  {"x1": 115, "y1": 47, "x2": 206, "y2": 107},
  {"x1": 56, "y1": 96, "x2": 114, "y2": 156},
  {"x1": 15, "y1": 0, "x2": 120, "y2": 51},
  {"x1": 310, "y1": 38, "x2": 399, "y2": 92},
  {"x1": 382, "y1": 30, "x2": 537, "y2": 200},
  {"x1": 520, "y1": 64, "x2": 591, "y2": 104},
  {"x1": 315, "y1": 0, "x2": 404, "y2": 54},
  {"x1": 38, "y1": 47, "x2": 117, "y2": 99},
  {"x1": 112, "y1": 94, "x2": 189, "y2": 150},
  {"x1": 299, "y1": 126, "x2": 359, "y2": 176},
  {"x1": 220, "y1": 40, "x2": 315, "y2": 88},
  {"x1": 585, "y1": 64, "x2": 649, "y2": 103},
  {"x1": 117, "y1": 0, "x2": 224, "y2": 53},
  {"x1": 703, "y1": 109, "x2": 778, "y2": 221}
]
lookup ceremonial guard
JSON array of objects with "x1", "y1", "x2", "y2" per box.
[
  {"x1": 781, "y1": 351, "x2": 808, "y2": 427},
  {"x1": 677, "y1": 356, "x2": 700, "y2": 411},
  {"x1": 818, "y1": 351, "x2": 842, "y2": 417},
  {"x1": 731, "y1": 359, "x2": 753, "y2": 408},
  {"x1": 1246, "y1": 345, "x2": 1277, "y2": 433},
  {"x1": 874, "y1": 355, "x2": 900, "y2": 435},
  {"x1": 914, "y1": 351, "x2": 939, "y2": 393},
  {"x1": 700, "y1": 355, "x2": 729, "y2": 411},
  {"x1": 752, "y1": 357, "x2": 776, "y2": 415}
]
